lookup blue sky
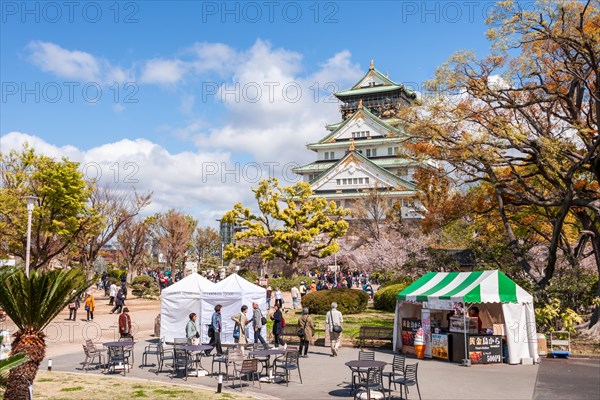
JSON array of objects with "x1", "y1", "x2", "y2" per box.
[{"x1": 0, "y1": 0, "x2": 500, "y2": 223}]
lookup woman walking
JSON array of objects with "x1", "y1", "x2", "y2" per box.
[
  {"x1": 297, "y1": 307, "x2": 314, "y2": 358},
  {"x1": 84, "y1": 292, "x2": 95, "y2": 321},
  {"x1": 271, "y1": 304, "x2": 285, "y2": 348},
  {"x1": 231, "y1": 305, "x2": 251, "y2": 344}
]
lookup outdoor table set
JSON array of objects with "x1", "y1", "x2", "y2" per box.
[
  {"x1": 249, "y1": 348, "x2": 286, "y2": 383},
  {"x1": 345, "y1": 353, "x2": 421, "y2": 400},
  {"x1": 103, "y1": 341, "x2": 135, "y2": 375}
]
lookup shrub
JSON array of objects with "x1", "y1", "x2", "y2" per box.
[
  {"x1": 131, "y1": 275, "x2": 160, "y2": 298},
  {"x1": 301, "y1": 289, "x2": 368, "y2": 315},
  {"x1": 374, "y1": 282, "x2": 411, "y2": 312},
  {"x1": 380, "y1": 276, "x2": 413, "y2": 289}
]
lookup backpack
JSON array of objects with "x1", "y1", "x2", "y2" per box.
[{"x1": 281, "y1": 315, "x2": 286, "y2": 328}]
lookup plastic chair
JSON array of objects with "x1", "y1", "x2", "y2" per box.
[
  {"x1": 107, "y1": 346, "x2": 130, "y2": 375},
  {"x1": 273, "y1": 350, "x2": 302, "y2": 386},
  {"x1": 142, "y1": 340, "x2": 163, "y2": 368},
  {"x1": 393, "y1": 363, "x2": 421, "y2": 400},
  {"x1": 351, "y1": 350, "x2": 376, "y2": 390},
  {"x1": 171, "y1": 347, "x2": 192, "y2": 380},
  {"x1": 81, "y1": 344, "x2": 105, "y2": 371},
  {"x1": 233, "y1": 358, "x2": 261, "y2": 390},
  {"x1": 354, "y1": 367, "x2": 385, "y2": 400},
  {"x1": 383, "y1": 354, "x2": 405, "y2": 391}
]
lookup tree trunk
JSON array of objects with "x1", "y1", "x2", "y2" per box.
[{"x1": 4, "y1": 332, "x2": 45, "y2": 400}]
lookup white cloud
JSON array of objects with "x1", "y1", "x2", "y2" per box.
[
  {"x1": 196, "y1": 41, "x2": 363, "y2": 165},
  {"x1": 26, "y1": 41, "x2": 132, "y2": 85},
  {"x1": 0, "y1": 132, "x2": 254, "y2": 225},
  {"x1": 140, "y1": 58, "x2": 186, "y2": 85}
]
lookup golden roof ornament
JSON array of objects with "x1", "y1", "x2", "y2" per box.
[
  {"x1": 358, "y1": 99, "x2": 363, "y2": 109},
  {"x1": 370, "y1": 59, "x2": 374, "y2": 70},
  {"x1": 349, "y1": 138, "x2": 355, "y2": 151}
]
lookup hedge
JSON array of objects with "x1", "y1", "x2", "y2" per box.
[
  {"x1": 131, "y1": 275, "x2": 160, "y2": 298},
  {"x1": 301, "y1": 289, "x2": 368, "y2": 315},
  {"x1": 373, "y1": 282, "x2": 411, "y2": 312}
]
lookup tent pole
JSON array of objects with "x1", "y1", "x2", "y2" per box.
[{"x1": 463, "y1": 303, "x2": 470, "y2": 366}]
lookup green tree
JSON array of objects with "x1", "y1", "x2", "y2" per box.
[
  {"x1": 0, "y1": 267, "x2": 92, "y2": 399},
  {"x1": 222, "y1": 178, "x2": 348, "y2": 277},
  {"x1": 0, "y1": 146, "x2": 94, "y2": 270}
]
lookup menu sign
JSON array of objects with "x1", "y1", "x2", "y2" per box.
[
  {"x1": 401, "y1": 318, "x2": 422, "y2": 346},
  {"x1": 431, "y1": 333, "x2": 449, "y2": 360},
  {"x1": 468, "y1": 335, "x2": 502, "y2": 364}
]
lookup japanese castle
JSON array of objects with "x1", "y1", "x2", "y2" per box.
[{"x1": 293, "y1": 61, "x2": 428, "y2": 218}]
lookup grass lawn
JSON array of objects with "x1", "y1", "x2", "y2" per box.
[
  {"x1": 2, "y1": 371, "x2": 251, "y2": 400},
  {"x1": 266, "y1": 306, "x2": 396, "y2": 343}
]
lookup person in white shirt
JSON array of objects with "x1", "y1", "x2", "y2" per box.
[
  {"x1": 291, "y1": 286, "x2": 300, "y2": 309},
  {"x1": 108, "y1": 282, "x2": 118, "y2": 305},
  {"x1": 274, "y1": 287, "x2": 283, "y2": 308},
  {"x1": 326, "y1": 302, "x2": 343, "y2": 357}
]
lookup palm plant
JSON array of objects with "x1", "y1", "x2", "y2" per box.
[
  {"x1": 0, "y1": 353, "x2": 28, "y2": 389},
  {"x1": 0, "y1": 267, "x2": 91, "y2": 400}
]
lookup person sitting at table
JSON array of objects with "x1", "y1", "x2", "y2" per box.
[
  {"x1": 118, "y1": 307, "x2": 133, "y2": 339},
  {"x1": 186, "y1": 312, "x2": 200, "y2": 345},
  {"x1": 298, "y1": 307, "x2": 314, "y2": 358},
  {"x1": 231, "y1": 305, "x2": 251, "y2": 344},
  {"x1": 469, "y1": 306, "x2": 483, "y2": 333}
]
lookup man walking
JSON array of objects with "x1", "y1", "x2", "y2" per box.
[
  {"x1": 209, "y1": 304, "x2": 223, "y2": 356},
  {"x1": 326, "y1": 302, "x2": 343, "y2": 357},
  {"x1": 108, "y1": 282, "x2": 118, "y2": 305},
  {"x1": 252, "y1": 302, "x2": 269, "y2": 348},
  {"x1": 291, "y1": 285, "x2": 300, "y2": 309},
  {"x1": 110, "y1": 289, "x2": 125, "y2": 314}
]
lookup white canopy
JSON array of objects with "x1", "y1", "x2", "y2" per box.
[
  {"x1": 200, "y1": 274, "x2": 267, "y2": 344},
  {"x1": 160, "y1": 273, "x2": 215, "y2": 342}
]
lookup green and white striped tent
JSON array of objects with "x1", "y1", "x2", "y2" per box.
[
  {"x1": 397, "y1": 270, "x2": 533, "y2": 304},
  {"x1": 394, "y1": 270, "x2": 538, "y2": 364}
]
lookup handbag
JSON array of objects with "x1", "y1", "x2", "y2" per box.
[
  {"x1": 333, "y1": 324, "x2": 343, "y2": 333},
  {"x1": 261, "y1": 316, "x2": 267, "y2": 325},
  {"x1": 297, "y1": 328, "x2": 305, "y2": 337},
  {"x1": 68, "y1": 302, "x2": 76, "y2": 309},
  {"x1": 84, "y1": 305, "x2": 90, "y2": 311},
  {"x1": 233, "y1": 324, "x2": 240, "y2": 340}
]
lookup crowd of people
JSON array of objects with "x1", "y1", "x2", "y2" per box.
[{"x1": 183, "y1": 301, "x2": 342, "y2": 358}]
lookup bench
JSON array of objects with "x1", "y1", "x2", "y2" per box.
[{"x1": 355, "y1": 326, "x2": 394, "y2": 348}]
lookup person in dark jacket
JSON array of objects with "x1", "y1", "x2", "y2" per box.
[
  {"x1": 110, "y1": 289, "x2": 125, "y2": 314},
  {"x1": 271, "y1": 304, "x2": 285, "y2": 348}
]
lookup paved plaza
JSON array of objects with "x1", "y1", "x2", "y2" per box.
[
  {"x1": 9, "y1": 292, "x2": 594, "y2": 400},
  {"x1": 22, "y1": 292, "x2": 545, "y2": 400}
]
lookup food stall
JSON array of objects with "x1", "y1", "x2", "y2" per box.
[{"x1": 393, "y1": 270, "x2": 538, "y2": 365}]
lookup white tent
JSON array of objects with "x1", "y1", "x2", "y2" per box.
[
  {"x1": 160, "y1": 273, "x2": 215, "y2": 342},
  {"x1": 200, "y1": 274, "x2": 267, "y2": 344}
]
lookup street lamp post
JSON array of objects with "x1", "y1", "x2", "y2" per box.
[{"x1": 24, "y1": 195, "x2": 39, "y2": 278}]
